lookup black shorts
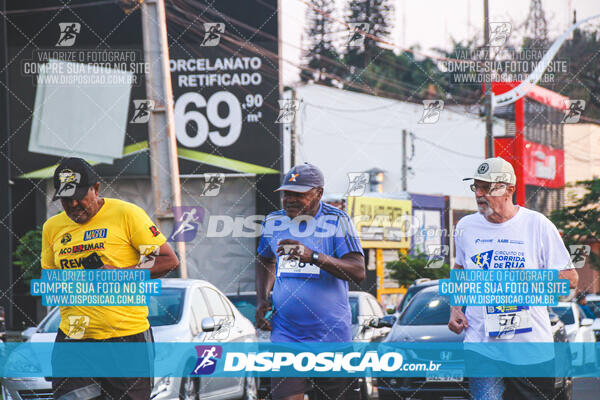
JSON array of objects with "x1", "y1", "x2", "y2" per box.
[
  {"x1": 270, "y1": 377, "x2": 362, "y2": 399},
  {"x1": 52, "y1": 328, "x2": 154, "y2": 400}
]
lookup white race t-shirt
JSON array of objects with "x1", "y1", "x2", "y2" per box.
[{"x1": 454, "y1": 206, "x2": 573, "y2": 364}]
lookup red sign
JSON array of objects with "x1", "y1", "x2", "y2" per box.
[{"x1": 521, "y1": 140, "x2": 564, "y2": 188}]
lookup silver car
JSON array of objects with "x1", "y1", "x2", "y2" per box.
[{"x1": 1, "y1": 279, "x2": 258, "y2": 400}]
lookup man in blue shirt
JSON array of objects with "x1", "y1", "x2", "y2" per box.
[{"x1": 256, "y1": 163, "x2": 365, "y2": 400}]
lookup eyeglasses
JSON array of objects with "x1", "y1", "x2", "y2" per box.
[{"x1": 470, "y1": 183, "x2": 507, "y2": 195}]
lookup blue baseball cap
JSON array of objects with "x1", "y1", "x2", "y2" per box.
[{"x1": 275, "y1": 163, "x2": 324, "y2": 193}]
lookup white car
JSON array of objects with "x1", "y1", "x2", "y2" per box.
[
  {"x1": 584, "y1": 294, "x2": 600, "y2": 343},
  {"x1": 2, "y1": 279, "x2": 258, "y2": 400},
  {"x1": 550, "y1": 301, "x2": 597, "y2": 370}
]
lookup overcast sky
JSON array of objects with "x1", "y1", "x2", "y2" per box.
[{"x1": 280, "y1": 0, "x2": 600, "y2": 84}]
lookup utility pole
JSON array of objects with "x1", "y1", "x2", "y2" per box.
[
  {"x1": 402, "y1": 129, "x2": 407, "y2": 191},
  {"x1": 140, "y1": 0, "x2": 187, "y2": 277},
  {"x1": 0, "y1": 0, "x2": 13, "y2": 328},
  {"x1": 483, "y1": 0, "x2": 494, "y2": 158}
]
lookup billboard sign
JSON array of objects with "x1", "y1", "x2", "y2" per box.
[{"x1": 346, "y1": 196, "x2": 412, "y2": 249}]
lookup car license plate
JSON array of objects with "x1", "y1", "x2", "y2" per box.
[{"x1": 426, "y1": 369, "x2": 463, "y2": 382}]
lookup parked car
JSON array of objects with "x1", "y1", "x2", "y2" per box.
[
  {"x1": 377, "y1": 286, "x2": 573, "y2": 400},
  {"x1": 550, "y1": 301, "x2": 597, "y2": 371},
  {"x1": 226, "y1": 290, "x2": 388, "y2": 399},
  {"x1": 584, "y1": 294, "x2": 600, "y2": 342},
  {"x1": 396, "y1": 279, "x2": 439, "y2": 313},
  {"x1": 1, "y1": 279, "x2": 258, "y2": 400}
]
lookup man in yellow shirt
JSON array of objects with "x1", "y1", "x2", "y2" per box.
[{"x1": 42, "y1": 157, "x2": 179, "y2": 400}]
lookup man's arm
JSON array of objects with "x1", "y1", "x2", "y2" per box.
[
  {"x1": 146, "y1": 243, "x2": 179, "y2": 278},
  {"x1": 276, "y1": 239, "x2": 365, "y2": 284},
  {"x1": 448, "y1": 263, "x2": 469, "y2": 334},
  {"x1": 255, "y1": 255, "x2": 276, "y2": 330},
  {"x1": 559, "y1": 268, "x2": 578, "y2": 289},
  {"x1": 100, "y1": 242, "x2": 179, "y2": 278},
  {"x1": 309, "y1": 252, "x2": 365, "y2": 284}
]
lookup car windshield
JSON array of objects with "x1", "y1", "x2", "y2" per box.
[
  {"x1": 147, "y1": 288, "x2": 185, "y2": 326},
  {"x1": 228, "y1": 295, "x2": 257, "y2": 324},
  {"x1": 39, "y1": 308, "x2": 61, "y2": 333},
  {"x1": 38, "y1": 288, "x2": 185, "y2": 332},
  {"x1": 349, "y1": 297, "x2": 358, "y2": 325},
  {"x1": 550, "y1": 306, "x2": 575, "y2": 325},
  {"x1": 399, "y1": 291, "x2": 450, "y2": 326},
  {"x1": 586, "y1": 300, "x2": 600, "y2": 318}
]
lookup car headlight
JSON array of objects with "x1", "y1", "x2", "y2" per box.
[{"x1": 151, "y1": 375, "x2": 172, "y2": 397}]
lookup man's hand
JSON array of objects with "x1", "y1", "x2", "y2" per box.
[
  {"x1": 276, "y1": 239, "x2": 313, "y2": 263},
  {"x1": 448, "y1": 306, "x2": 469, "y2": 334},
  {"x1": 255, "y1": 301, "x2": 273, "y2": 331}
]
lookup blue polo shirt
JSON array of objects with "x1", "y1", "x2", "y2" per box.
[{"x1": 257, "y1": 202, "x2": 364, "y2": 342}]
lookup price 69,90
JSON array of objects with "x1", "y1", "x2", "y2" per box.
[{"x1": 174, "y1": 91, "x2": 243, "y2": 148}]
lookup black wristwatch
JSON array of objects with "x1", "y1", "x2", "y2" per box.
[{"x1": 311, "y1": 251, "x2": 320, "y2": 264}]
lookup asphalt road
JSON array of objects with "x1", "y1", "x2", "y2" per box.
[{"x1": 574, "y1": 378, "x2": 600, "y2": 399}]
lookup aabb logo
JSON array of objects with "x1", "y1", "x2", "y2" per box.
[
  {"x1": 192, "y1": 345, "x2": 222, "y2": 375},
  {"x1": 83, "y1": 228, "x2": 107, "y2": 241}
]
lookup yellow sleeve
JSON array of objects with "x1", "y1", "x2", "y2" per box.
[
  {"x1": 41, "y1": 222, "x2": 58, "y2": 269},
  {"x1": 125, "y1": 204, "x2": 167, "y2": 252}
]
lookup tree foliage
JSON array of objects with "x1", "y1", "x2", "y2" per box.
[
  {"x1": 345, "y1": 0, "x2": 394, "y2": 69},
  {"x1": 13, "y1": 226, "x2": 43, "y2": 283},
  {"x1": 386, "y1": 251, "x2": 450, "y2": 287},
  {"x1": 301, "y1": 0, "x2": 341, "y2": 85},
  {"x1": 550, "y1": 179, "x2": 600, "y2": 271}
]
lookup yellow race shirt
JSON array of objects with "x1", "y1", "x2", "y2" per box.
[{"x1": 41, "y1": 198, "x2": 167, "y2": 339}]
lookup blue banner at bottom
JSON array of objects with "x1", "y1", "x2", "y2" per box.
[{"x1": 1, "y1": 342, "x2": 600, "y2": 378}]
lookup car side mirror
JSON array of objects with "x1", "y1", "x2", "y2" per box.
[
  {"x1": 580, "y1": 318, "x2": 593, "y2": 327},
  {"x1": 201, "y1": 317, "x2": 221, "y2": 332},
  {"x1": 369, "y1": 316, "x2": 395, "y2": 329}
]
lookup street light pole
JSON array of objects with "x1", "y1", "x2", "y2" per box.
[
  {"x1": 140, "y1": 0, "x2": 187, "y2": 277},
  {"x1": 484, "y1": 0, "x2": 494, "y2": 158}
]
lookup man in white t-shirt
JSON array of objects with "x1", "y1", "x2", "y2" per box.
[{"x1": 448, "y1": 157, "x2": 579, "y2": 400}]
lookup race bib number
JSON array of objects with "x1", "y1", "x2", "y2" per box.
[
  {"x1": 277, "y1": 256, "x2": 320, "y2": 278},
  {"x1": 484, "y1": 306, "x2": 532, "y2": 339}
]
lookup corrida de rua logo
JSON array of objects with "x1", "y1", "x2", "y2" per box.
[{"x1": 471, "y1": 250, "x2": 526, "y2": 269}]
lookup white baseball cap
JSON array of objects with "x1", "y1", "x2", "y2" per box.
[{"x1": 463, "y1": 157, "x2": 516, "y2": 185}]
